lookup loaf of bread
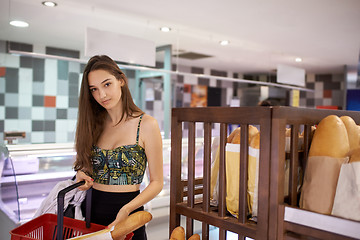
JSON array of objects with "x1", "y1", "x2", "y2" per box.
[
  {"x1": 188, "y1": 234, "x2": 200, "y2": 240},
  {"x1": 340, "y1": 116, "x2": 360, "y2": 151},
  {"x1": 111, "y1": 211, "x2": 152, "y2": 240},
  {"x1": 308, "y1": 115, "x2": 350, "y2": 158},
  {"x1": 249, "y1": 131, "x2": 260, "y2": 149},
  {"x1": 349, "y1": 147, "x2": 360, "y2": 163},
  {"x1": 285, "y1": 128, "x2": 291, "y2": 137},
  {"x1": 170, "y1": 226, "x2": 185, "y2": 240},
  {"x1": 230, "y1": 125, "x2": 259, "y2": 144}
]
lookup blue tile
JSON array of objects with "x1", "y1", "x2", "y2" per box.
[
  {"x1": 67, "y1": 108, "x2": 78, "y2": 119},
  {"x1": 5, "y1": 93, "x2": 18, "y2": 107},
  {"x1": 33, "y1": 58, "x2": 45, "y2": 82},
  {"x1": 56, "y1": 109, "x2": 67, "y2": 119},
  {"x1": 32, "y1": 82, "x2": 44, "y2": 95},
  {"x1": 69, "y1": 97, "x2": 78, "y2": 107},
  {"x1": 57, "y1": 80, "x2": 69, "y2": 95},
  {"x1": 80, "y1": 63, "x2": 86, "y2": 73},
  {"x1": 0, "y1": 93, "x2": 4, "y2": 105},
  {"x1": 5, "y1": 68, "x2": 19, "y2": 93},
  {"x1": 44, "y1": 131, "x2": 56, "y2": 143},
  {"x1": 18, "y1": 107, "x2": 32, "y2": 119},
  {"x1": 69, "y1": 85, "x2": 79, "y2": 96},
  {"x1": 0, "y1": 120, "x2": 3, "y2": 132},
  {"x1": 44, "y1": 121, "x2": 55, "y2": 131},
  {"x1": 44, "y1": 108, "x2": 56, "y2": 120},
  {"x1": 0, "y1": 77, "x2": 4, "y2": 93},
  {"x1": 33, "y1": 95, "x2": 44, "y2": 106},
  {"x1": 69, "y1": 61, "x2": 80, "y2": 73},
  {"x1": 58, "y1": 60, "x2": 69, "y2": 80},
  {"x1": 69, "y1": 72, "x2": 79, "y2": 85},
  {"x1": 198, "y1": 77, "x2": 209, "y2": 86},
  {"x1": 20, "y1": 56, "x2": 33, "y2": 68},
  {"x1": 32, "y1": 120, "x2": 44, "y2": 131},
  {"x1": 5, "y1": 107, "x2": 18, "y2": 118},
  {"x1": 0, "y1": 40, "x2": 5, "y2": 53}
]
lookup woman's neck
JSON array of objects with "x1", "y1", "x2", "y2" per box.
[{"x1": 106, "y1": 109, "x2": 126, "y2": 127}]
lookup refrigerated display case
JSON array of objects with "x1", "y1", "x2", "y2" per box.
[
  {"x1": 0, "y1": 138, "x2": 206, "y2": 239},
  {"x1": 0, "y1": 143, "x2": 76, "y2": 239}
]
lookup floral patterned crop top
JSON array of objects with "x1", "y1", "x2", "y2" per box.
[{"x1": 91, "y1": 115, "x2": 147, "y2": 185}]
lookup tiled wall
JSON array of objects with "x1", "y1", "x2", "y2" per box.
[
  {"x1": 299, "y1": 73, "x2": 345, "y2": 109},
  {"x1": 0, "y1": 41, "x2": 83, "y2": 143},
  {"x1": 0, "y1": 40, "x2": 347, "y2": 143}
]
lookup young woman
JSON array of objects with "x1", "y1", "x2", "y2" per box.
[{"x1": 74, "y1": 55, "x2": 163, "y2": 239}]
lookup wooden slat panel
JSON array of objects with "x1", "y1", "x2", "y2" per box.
[
  {"x1": 237, "y1": 124, "x2": 249, "y2": 240},
  {"x1": 256, "y1": 115, "x2": 272, "y2": 240},
  {"x1": 203, "y1": 122, "x2": 212, "y2": 213},
  {"x1": 219, "y1": 123, "x2": 227, "y2": 240},
  {"x1": 175, "y1": 203, "x2": 257, "y2": 238},
  {"x1": 186, "y1": 122, "x2": 195, "y2": 238},
  {"x1": 239, "y1": 124, "x2": 248, "y2": 225},
  {"x1": 289, "y1": 124, "x2": 299, "y2": 206},
  {"x1": 268, "y1": 117, "x2": 286, "y2": 240},
  {"x1": 202, "y1": 122, "x2": 212, "y2": 240},
  {"x1": 169, "y1": 114, "x2": 183, "y2": 237},
  {"x1": 218, "y1": 123, "x2": 227, "y2": 218}
]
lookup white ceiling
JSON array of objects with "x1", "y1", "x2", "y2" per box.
[{"x1": 1, "y1": 0, "x2": 360, "y2": 75}]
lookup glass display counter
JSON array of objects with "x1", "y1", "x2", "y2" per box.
[{"x1": 0, "y1": 138, "x2": 206, "y2": 238}]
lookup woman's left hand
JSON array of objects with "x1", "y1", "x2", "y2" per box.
[{"x1": 108, "y1": 207, "x2": 129, "y2": 229}]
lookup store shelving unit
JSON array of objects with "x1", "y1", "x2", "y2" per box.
[{"x1": 170, "y1": 106, "x2": 360, "y2": 240}]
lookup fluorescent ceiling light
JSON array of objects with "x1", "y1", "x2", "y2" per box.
[
  {"x1": 219, "y1": 40, "x2": 229, "y2": 46},
  {"x1": 160, "y1": 27, "x2": 171, "y2": 32},
  {"x1": 295, "y1": 57, "x2": 302, "y2": 62},
  {"x1": 9, "y1": 20, "x2": 29, "y2": 28},
  {"x1": 42, "y1": 1, "x2": 57, "y2": 7}
]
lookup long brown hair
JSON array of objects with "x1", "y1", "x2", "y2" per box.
[{"x1": 74, "y1": 55, "x2": 144, "y2": 173}]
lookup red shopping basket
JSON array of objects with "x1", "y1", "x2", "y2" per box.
[
  {"x1": 10, "y1": 180, "x2": 134, "y2": 240},
  {"x1": 10, "y1": 213, "x2": 105, "y2": 240}
]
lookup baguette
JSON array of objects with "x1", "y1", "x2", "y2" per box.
[
  {"x1": 231, "y1": 125, "x2": 259, "y2": 144},
  {"x1": 111, "y1": 211, "x2": 152, "y2": 240},
  {"x1": 308, "y1": 115, "x2": 350, "y2": 158},
  {"x1": 170, "y1": 226, "x2": 185, "y2": 240},
  {"x1": 349, "y1": 147, "x2": 360, "y2": 163},
  {"x1": 249, "y1": 131, "x2": 260, "y2": 149},
  {"x1": 188, "y1": 234, "x2": 200, "y2": 240},
  {"x1": 340, "y1": 116, "x2": 360, "y2": 151}
]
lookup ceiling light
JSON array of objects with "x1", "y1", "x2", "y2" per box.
[
  {"x1": 9, "y1": 20, "x2": 29, "y2": 28},
  {"x1": 219, "y1": 40, "x2": 229, "y2": 46},
  {"x1": 295, "y1": 57, "x2": 302, "y2": 62},
  {"x1": 42, "y1": 1, "x2": 57, "y2": 7},
  {"x1": 160, "y1": 27, "x2": 171, "y2": 32}
]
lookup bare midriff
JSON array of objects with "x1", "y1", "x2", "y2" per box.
[{"x1": 93, "y1": 182, "x2": 141, "y2": 193}]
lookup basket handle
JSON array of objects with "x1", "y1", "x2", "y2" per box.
[{"x1": 57, "y1": 180, "x2": 86, "y2": 240}]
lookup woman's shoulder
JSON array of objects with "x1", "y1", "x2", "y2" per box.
[{"x1": 140, "y1": 114, "x2": 159, "y2": 129}]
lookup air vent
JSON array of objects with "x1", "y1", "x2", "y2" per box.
[{"x1": 173, "y1": 52, "x2": 212, "y2": 60}]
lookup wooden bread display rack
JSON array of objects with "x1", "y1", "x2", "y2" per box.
[{"x1": 169, "y1": 106, "x2": 360, "y2": 240}]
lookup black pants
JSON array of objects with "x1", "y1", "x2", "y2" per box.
[{"x1": 81, "y1": 188, "x2": 147, "y2": 240}]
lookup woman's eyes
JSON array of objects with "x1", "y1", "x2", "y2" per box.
[
  {"x1": 104, "y1": 82, "x2": 111, "y2": 87},
  {"x1": 90, "y1": 88, "x2": 96, "y2": 92}
]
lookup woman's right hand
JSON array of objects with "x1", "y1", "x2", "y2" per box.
[{"x1": 76, "y1": 170, "x2": 94, "y2": 191}]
